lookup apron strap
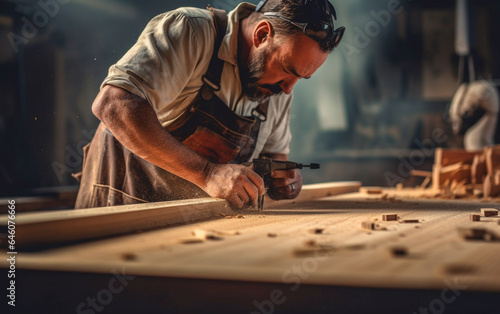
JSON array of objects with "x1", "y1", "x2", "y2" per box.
[
  {"x1": 204, "y1": 4, "x2": 270, "y2": 124},
  {"x1": 237, "y1": 99, "x2": 270, "y2": 162},
  {"x1": 203, "y1": 6, "x2": 228, "y2": 92},
  {"x1": 252, "y1": 99, "x2": 269, "y2": 122}
]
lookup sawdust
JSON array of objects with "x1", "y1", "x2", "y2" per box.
[
  {"x1": 220, "y1": 214, "x2": 245, "y2": 219},
  {"x1": 310, "y1": 228, "x2": 324, "y2": 234},
  {"x1": 399, "y1": 219, "x2": 420, "y2": 224},
  {"x1": 121, "y1": 252, "x2": 138, "y2": 261},
  {"x1": 180, "y1": 228, "x2": 241, "y2": 244},
  {"x1": 439, "y1": 263, "x2": 477, "y2": 276},
  {"x1": 388, "y1": 246, "x2": 408, "y2": 257}
]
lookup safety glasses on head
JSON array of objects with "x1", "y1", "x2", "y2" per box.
[{"x1": 255, "y1": 0, "x2": 345, "y2": 48}]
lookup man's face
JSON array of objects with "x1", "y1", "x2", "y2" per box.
[{"x1": 241, "y1": 32, "x2": 329, "y2": 102}]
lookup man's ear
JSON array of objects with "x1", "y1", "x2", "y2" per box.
[{"x1": 253, "y1": 20, "x2": 273, "y2": 48}]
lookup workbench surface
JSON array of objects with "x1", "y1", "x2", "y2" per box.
[{"x1": 3, "y1": 189, "x2": 500, "y2": 313}]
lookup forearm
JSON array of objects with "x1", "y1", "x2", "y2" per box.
[
  {"x1": 91, "y1": 85, "x2": 265, "y2": 208},
  {"x1": 92, "y1": 85, "x2": 209, "y2": 188}
]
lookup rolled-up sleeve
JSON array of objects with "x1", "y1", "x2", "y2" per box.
[{"x1": 102, "y1": 10, "x2": 213, "y2": 120}]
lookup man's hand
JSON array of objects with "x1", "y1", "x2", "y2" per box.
[
  {"x1": 267, "y1": 168, "x2": 303, "y2": 200},
  {"x1": 93, "y1": 86, "x2": 265, "y2": 209},
  {"x1": 203, "y1": 163, "x2": 265, "y2": 209},
  {"x1": 256, "y1": 153, "x2": 303, "y2": 201}
]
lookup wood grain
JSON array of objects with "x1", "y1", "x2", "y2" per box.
[
  {"x1": 0, "y1": 181, "x2": 360, "y2": 248},
  {"x1": 2, "y1": 189, "x2": 500, "y2": 292},
  {"x1": 0, "y1": 198, "x2": 228, "y2": 248}
]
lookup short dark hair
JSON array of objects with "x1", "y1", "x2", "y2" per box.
[{"x1": 248, "y1": 0, "x2": 338, "y2": 53}]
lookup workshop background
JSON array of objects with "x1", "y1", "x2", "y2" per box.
[{"x1": 0, "y1": 0, "x2": 499, "y2": 198}]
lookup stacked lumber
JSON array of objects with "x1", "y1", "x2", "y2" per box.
[
  {"x1": 430, "y1": 146, "x2": 500, "y2": 197},
  {"x1": 483, "y1": 146, "x2": 500, "y2": 197}
]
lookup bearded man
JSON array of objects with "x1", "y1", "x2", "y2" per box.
[{"x1": 74, "y1": 0, "x2": 345, "y2": 209}]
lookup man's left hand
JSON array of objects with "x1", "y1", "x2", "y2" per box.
[{"x1": 267, "y1": 169, "x2": 302, "y2": 200}]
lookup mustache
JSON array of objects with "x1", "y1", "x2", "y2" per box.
[
  {"x1": 260, "y1": 84, "x2": 283, "y2": 94},
  {"x1": 242, "y1": 45, "x2": 284, "y2": 101}
]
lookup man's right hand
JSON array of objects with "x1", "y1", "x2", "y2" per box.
[
  {"x1": 93, "y1": 85, "x2": 266, "y2": 209},
  {"x1": 202, "y1": 163, "x2": 265, "y2": 209}
]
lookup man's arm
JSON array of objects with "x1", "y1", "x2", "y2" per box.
[
  {"x1": 260, "y1": 153, "x2": 302, "y2": 200},
  {"x1": 92, "y1": 85, "x2": 264, "y2": 208}
]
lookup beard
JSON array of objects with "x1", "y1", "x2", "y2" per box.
[{"x1": 240, "y1": 46, "x2": 283, "y2": 102}]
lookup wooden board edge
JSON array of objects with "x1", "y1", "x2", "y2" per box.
[
  {"x1": 1, "y1": 198, "x2": 228, "y2": 248},
  {"x1": 6, "y1": 258, "x2": 500, "y2": 293},
  {"x1": 264, "y1": 181, "x2": 361, "y2": 208},
  {"x1": 1, "y1": 182, "x2": 359, "y2": 248}
]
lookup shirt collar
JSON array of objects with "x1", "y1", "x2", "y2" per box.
[{"x1": 218, "y1": 2, "x2": 256, "y2": 66}]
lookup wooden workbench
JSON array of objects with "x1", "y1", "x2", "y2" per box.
[{"x1": 2, "y1": 186, "x2": 500, "y2": 313}]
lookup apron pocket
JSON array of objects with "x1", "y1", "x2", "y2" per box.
[{"x1": 183, "y1": 126, "x2": 241, "y2": 163}]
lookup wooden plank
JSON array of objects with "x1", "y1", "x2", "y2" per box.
[
  {"x1": 360, "y1": 187, "x2": 384, "y2": 194},
  {"x1": 469, "y1": 214, "x2": 481, "y2": 221},
  {"x1": 432, "y1": 146, "x2": 500, "y2": 194},
  {"x1": 440, "y1": 162, "x2": 465, "y2": 173},
  {"x1": 484, "y1": 146, "x2": 500, "y2": 174},
  {"x1": 0, "y1": 198, "x2": 227, "y2": 248},
  {"x1": 471, "y1": 154, "x2": 486, "y2": 185},
  {"x1": 484, "y1": 170, "x2": 500, "y2": 198},
  {"x1": 483, "y1": 146, "x2": 500, "y2": 197},
  {"x1": 4, "y1": 190, "x2": 500, "y2": 293},
  {"x1": 481, "y1": 208, "x2": 499, "y2": 217},
  {"x1": 0, "y1": 186, "x2": 78, "y2": 213},
  {"x1": 434, "y1": 147, "x2": 443, "y2": 167},
  {"x1": 483, "y1": 173, "x2": 500, "y2": 198},
  {"x1": 0, "y1": 196, "x2": 76, "y2": 214},
  {"x1": 382, "y1": 214, "x2": 398, "y2": 221},
  {"x1": 419, "y1": 176, "x2": 431, "y2": 189},
  {"x1": 432, "y1": 164, "x2": 441, "y2": 190},
  {"x1": 265, "y1": 181, "x2": 361, "y2": 208},
  {"x1": 433, "y1": 164, "x2": 471, "y2": 190},
  {"x1": 0, "y1": 181, "x2": 360, "y2": 248},
  {"x1": 432, "y1": 148, "x2": 482, "y2": 190},
  {"x1": 434, "y1": 148, "x2": 482, "y2": 167},
  {"x1": 410, "y1": 170, "x2": 432, "y2": 177}
]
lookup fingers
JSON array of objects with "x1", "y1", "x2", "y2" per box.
[
  {"x1": 207, "y1": 165, "x2": 264, "y2": 209},
  {"x1": 242, "y1": 181, "x2": 258, "y2": 206},
  {"x1": 238, "y1": 185, "x2": 251, "y2": 205},
  {"x1": 246, "y1": 168, "x2": 265, "y2": 195},
  {"x1": 270, "y1": 169, "x2": 299, "y2": 187},
  {"x1": 227, "y1": 194, "x2": 244, "y2": 209},
  {"x1": 227, "y1": 183, "x2": 256, "y2": 209},
  {"x1": 271, "y1": 169, "x2": 297, "y2": 179},
  {"x1": 231, "y1": 167, "x2": 262, "y2": 208},
  {"x1": 268, "y1": 183, "x2": 301, "y2": 199},
  {"x1": 267, "y1": 170, "x2": 302, "y2": 200},
  {"x1": 233, "y1": 167, "x2": 264, "y2": 208}
]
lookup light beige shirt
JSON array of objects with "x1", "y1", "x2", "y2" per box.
[{"x1": 102, "y1": 2, "x2": 293, "y2": 160}]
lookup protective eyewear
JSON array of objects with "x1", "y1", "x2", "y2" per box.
[
  {"x1": 263, "y1": 12, "x2": 345, "y2": 46},
  {"x1": 256, "y1": 0, "x2": 345, "y2": 47}
]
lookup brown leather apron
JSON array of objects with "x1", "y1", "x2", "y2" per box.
[{"x1": 74, "y1": 8, "x2": 268, "y2": 209}]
